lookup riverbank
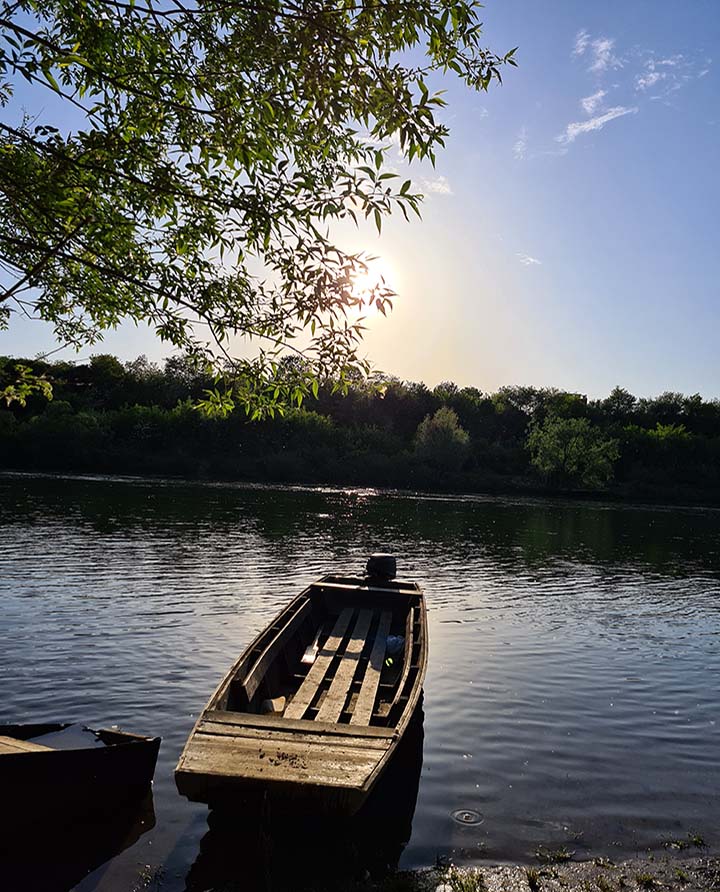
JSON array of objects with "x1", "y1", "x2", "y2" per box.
[
  {"x1": 3, "y1": 361, "x2": 720, "y2": 508},
  {"x1": 301, "y1": 856, "x2": 720, "y2": 892},
  {"x1": 132, "y1": 856, "x2": 720, "y2": 892},
  {"x1": 4, "y1": 466, "x2": 720, "y2": 511},
  {"x1": 394, "y1": 856, "x2": 720, "y2": 892}
]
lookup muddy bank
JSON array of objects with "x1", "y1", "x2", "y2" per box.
[
  {"x1": 381, "y1": 856, "x2": 720, "y2": 892},
  {"x1": 136, "y1": 855, "x2": 720, "y2": 892}
]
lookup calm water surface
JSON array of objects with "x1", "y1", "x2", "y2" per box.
[{"x1": 1, "y1": 474, "x2": 719, "y2": 889}]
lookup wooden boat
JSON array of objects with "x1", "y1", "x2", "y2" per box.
[
  {"x1": 175, "y1": 558, "x2": 427, "y2": 815},
  {"x1": 0, "y1": 722, "x2": 161, "y2": 820}
]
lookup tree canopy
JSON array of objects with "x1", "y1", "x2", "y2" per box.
[
  {"x1": 7, "y1": 358, "x2": 720, "y2": 499},
  {"x1": 414, "y1": 405, "x2": 469, "y2": 470},
  {"x1": 527, "y1": 415, "x2": 619, "y2": 490},
  {"x1": 0, "y1": 1, "x2": 515, "y2": 414}
]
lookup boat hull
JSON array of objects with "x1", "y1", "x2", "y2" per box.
[{"x1": 0, "y1": 723, "x2": 161, "y2": 822}]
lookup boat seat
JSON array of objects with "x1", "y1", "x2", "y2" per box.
[
  {"x1": 315, "y1": 609, "x2": 374, "y2": 723},
  {"x1": 284, "y1": 608, "x2": 393, "y2": 724},
  {"x1": 350, "y1": 610, "x2": 392, "y2": 725},
  {"x1": 0, "y1": 735, "x2": 53, "y2": 754}
]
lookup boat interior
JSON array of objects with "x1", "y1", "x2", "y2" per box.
[
  {"x1": 0, "y1": 723, "x2": 152, "y2": 753},
  {"x1": 215, "y1": 575, "x2": 425, "y2": 729}
]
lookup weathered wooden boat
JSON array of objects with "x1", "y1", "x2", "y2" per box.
[
  {"x1": 175, "y1": 556, "x2": 427, "y2": 815},
  {"x1": 0, "y1": 722, "x2": 161, "y2": 820}
]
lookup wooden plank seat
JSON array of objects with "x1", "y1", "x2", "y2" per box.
[
  {"x1": 314, "y1": 581, "x2": 416, "y2": 596},
  {"x1": 284, "y1": 608, "x2": 393, "y2": 724},
  {"x1": 0, "y1": 735, "x2": 53, "y2": 754},
  {"x1": 180, "y1": 729, "x2": 381, "y2": 791},
  {"x1": 350, "y1": 610, "x2": 392, "y2": 725},
  {"x1": 315, "y1": 609, "x2": 374, "y2": 723},
  {"x1": 284, "y1": 608, "x2": 355, "y2": 720}
]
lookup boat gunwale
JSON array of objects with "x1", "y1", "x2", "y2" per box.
[{"x1": 0, "y1": 723, "x2": 160, "y2": 752}]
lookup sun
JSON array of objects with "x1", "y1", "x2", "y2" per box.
[{"x1": 350, "y1": 257, "x2": 397, "y2": 317}]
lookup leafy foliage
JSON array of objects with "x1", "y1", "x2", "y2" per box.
[
  {"x1": 527, "y1": 415, "x2": 619, "y2": 489},
  {"x1": 0, "y1": 362, "x2": 51, "y2": 405},
  {"x1": 414, "y1": 405, "x2": 470, "y2": 470},
  {"x1": 0, "y1": 1, "x2": 515, "y2": 414},
  {"x1": 5, "y1": 361, "x2": 720, "y2": 500}
]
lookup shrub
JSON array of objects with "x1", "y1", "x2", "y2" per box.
[{"x1": 414, "y1": 407, "x2": 470, "y2": 471}]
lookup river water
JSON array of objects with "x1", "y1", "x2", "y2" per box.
[{"x1": 1, "y1": 474, "x2": 719, "y2": 890}]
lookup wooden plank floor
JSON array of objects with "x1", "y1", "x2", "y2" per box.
[
  {"x1": 315, "y1": 609, "x2": 373, "y2": 723},
  {"x1": 350, "y1": 610, "x2": 392, "y2": 725},
  {"x1": 284, "y1": 607, "x2": 398, "y2": 726},
  {"x1": 284, "y1": 608, "x2": 354, "y2": 720}
]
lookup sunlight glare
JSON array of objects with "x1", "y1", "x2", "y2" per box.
[{"x1": 350, "y1": 257, "x2": 398, "y2": 318}]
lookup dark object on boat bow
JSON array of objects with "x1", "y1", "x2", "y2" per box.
[{"x1": 366, "y1": 553, "x2": 397, "y2": 580}]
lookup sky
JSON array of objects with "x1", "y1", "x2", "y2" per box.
[{"x1": 2, "y1": 0, "x2": 720, "y2": 399}]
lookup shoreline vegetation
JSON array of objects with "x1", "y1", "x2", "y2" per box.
[{"x1": 3, "y1": 353, "x2": 720, "y2": 506}]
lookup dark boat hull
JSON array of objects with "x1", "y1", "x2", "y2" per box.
[{"x1": 0, "y1": 723, "x2": 161, "y2": 823}]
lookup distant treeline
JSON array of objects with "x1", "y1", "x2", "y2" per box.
[{"x1": 2, "y1": 353, "x2": 720, "y2": 503}]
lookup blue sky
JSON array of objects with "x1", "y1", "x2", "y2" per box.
[{"x1": 3, "y1": 0, "x2": 719, "y2": 398}]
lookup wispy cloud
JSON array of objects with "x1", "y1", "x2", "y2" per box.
[
  {"x1": 572, "y1": 31, "x2": 622, "y2": 73},
  {"x1": 556, "y1": 106, "x2": 638, "y2": 145},
  {"x1": 573, "y1": 29, "x2": 590, "y2": 58},
  {"x1": 589, "y1": 37, "x2": 619, "y2": 73},
  {"x1": 359, "y1": 130, "x2": 406, "y2": 163},
  {"x1": 555, "y1": 35, "x2": 708, "y2": 156},
  {"x1": 635, "y1": 55, "x2": 682, "y2": 92},
  {"x1": 513, "y1": 126, "x2": 528, "y2": 160},
  {"x1": 421, "y1": 175, "x2": 453, "y2": 195},
  {"x1": 635, "y1": 70, "x2": 664, "y2": 91},
  {"x1": 634, "y1": 53, "x2": 710, "y2": 97},
  {"x1": 517, "y1": 253, "x2": 542, "y2": 266},
  {"x1": 581, "y1": 89, "x2": 607, "y2": 115}
]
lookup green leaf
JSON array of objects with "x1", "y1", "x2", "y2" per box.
[{"x1": 41, "y1": 66, "x2": 60, "y2": 93}]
